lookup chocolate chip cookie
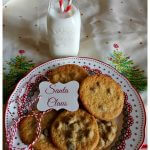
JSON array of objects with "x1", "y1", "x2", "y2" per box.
[
  {"x1": 47, "y1": 64, "x2": 88, "y2": 84},
  {"x1": 19, "y1": 115, "x2": 38, "y2": 144},
  {"x1": 95, "y1": 120, "x2": 117, "y2": 150},
  {"x1": 79, "y1": 75, "x2": 124, "y2": 121},
  {"x1": 33, "y1": 110, "x2": 58, "y2": 150},
  {"x1": 51, "y1": 109, "x2": 99, "y2": 150}
]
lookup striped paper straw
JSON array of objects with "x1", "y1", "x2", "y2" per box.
[
  {"x1": 59, "y1": 0, "x2": 72, "y2": 13},
  {"x1": 65, "y1": 0, "x2": 72, "y2": 12},
  {"x1": 59, "y1": 0, "x2": 64, "y2": 12},
  {"x1": 68, "y1": 0, "x2": 72, "y2": 6}
]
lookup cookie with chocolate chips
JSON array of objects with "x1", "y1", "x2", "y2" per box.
[
  {"x1": 32, "y1": 110, "x2": 58, "y2": 150},
  {"x1": 51, "y1": 109, "x2": 99, "y2": 150},
  {"x1": 19, "y1": 115, "x2": 38, "y2": 145},
  {"x1": 95, "y1": 120, "x2": 117, "y2": 150},
  {"x1": 79, "y1": 75, "x2": 124, "y2": 121},
  {"x1": 47, "y1": 64, "x2": 88, "y2": 84}
]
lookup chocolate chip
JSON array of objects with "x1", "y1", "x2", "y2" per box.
[
  {"x1": 69, "y1": 124, "x2": 75, "y2": 129},
  {"x1": 78, "y1": 130, "x2": 84, "y2": 140},
  {"x1": 85, "y1": 129, "x2": 90, "y2": 137},
  {"x1": 106, "y1": 88, "x2": 111, "y2": 94},
  {"x1": 55, "y1": 122, "x2": 59, "y2": 128},
  {"x1": 63, "y1": 117, "x2": 69, "y2": 124},
  {"x1": 98, "y1": 105, "x2": 102, "y2": 109},
  {"x1": 96, "y1": 82, "x2": 100, "y2": 86},
  {"x1": 101, "y1": 120, "x2": 107, "y2": 124},
  {"x1": 65, "y1": 131, "x2": 73, "y2": 139},
  {"x1": 106, "y1": 126, "x2": 111, "y2": 132},
  {"x1": 90, "y1": 87, "x2": 95, "y2": 91},
  {"x1": 43, "y1": 129, "x2": 49, "y2": 137}
]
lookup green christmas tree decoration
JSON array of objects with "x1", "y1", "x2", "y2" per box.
[
  {"x1": 3, "y1": 50, "x2": 35, "y2": 104},
  {"x1": 3, "y1": 48, "x2": 147, "y2": 104},
  {"x1": 108, "y1": 50, "x2": 147, "y2": 92}
]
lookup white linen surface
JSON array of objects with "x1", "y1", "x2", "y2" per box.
[
  {"x1": 3, "y1": 0, "x2": 147, "y2": 147},
  {"x1": 3, "y1": 0, "x2": 147, "y2": 102}
]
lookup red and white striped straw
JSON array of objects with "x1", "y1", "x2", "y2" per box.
[
  {"x1": 59, "y1": 0, "x2": 64, "y2": 12},
  {"x1": 59, "y1": 0, "x2": 72, "y2": 13},
  {"x1": 68, "y1": 0, "x2": 72, "y2": 6},
  {"x1": 65, "y1": 0, "x2": 72, "y2": 12}
]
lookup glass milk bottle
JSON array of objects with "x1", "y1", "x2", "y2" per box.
[{"x1": 47, "y1": 0, "x2": 81, "y2": 57}]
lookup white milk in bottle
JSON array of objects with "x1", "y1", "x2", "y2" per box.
[{"x1": 47, "y1": 0, "x2": 81, "y2": 57}]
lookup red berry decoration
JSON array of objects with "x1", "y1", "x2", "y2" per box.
[
  {"x1": 113, "y1": 43, "x2": 119, "y2": 48},
  {"x1": 18, "y1": 49, "x2": 25, "y2": 55}
]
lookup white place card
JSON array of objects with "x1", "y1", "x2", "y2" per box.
[{"x1": 37, "y1": 81, "x2": 79, "y2": 111}]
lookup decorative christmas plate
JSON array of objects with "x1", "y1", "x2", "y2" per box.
[{"x1": 5, "y1": 57, "x2": 146, "y2": 150}]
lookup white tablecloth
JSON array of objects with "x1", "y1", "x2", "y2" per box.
[{"x1": 3, "y1": 0, "x2": 147, "y2": 148}]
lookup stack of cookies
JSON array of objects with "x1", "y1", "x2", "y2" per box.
[{"x1": 18, "y1": 64, "x2": 124, "y2": 150}]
